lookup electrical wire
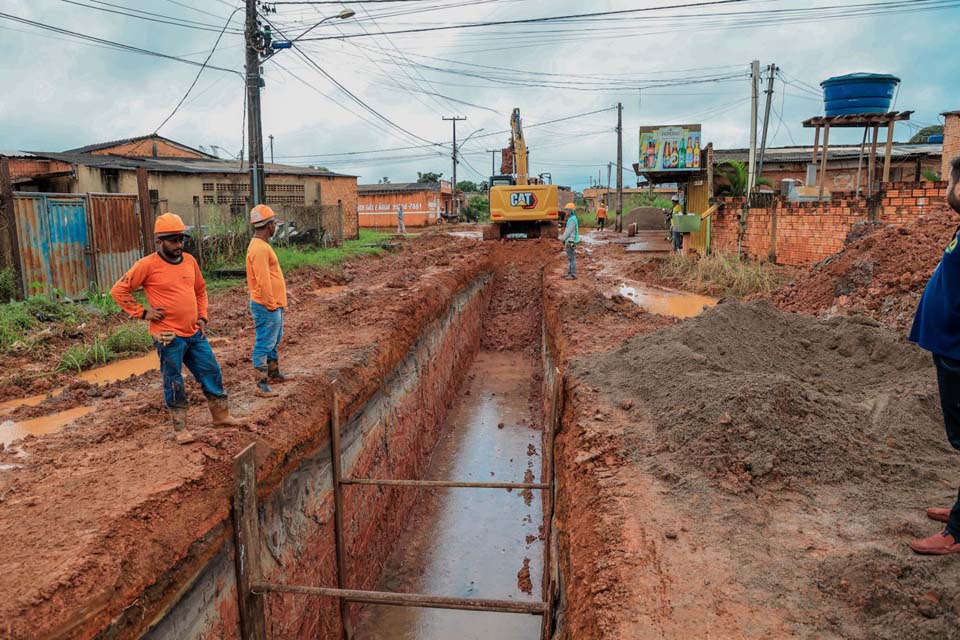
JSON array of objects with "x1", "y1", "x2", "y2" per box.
[
  {"x1": 58, "y1": 0, "x2": 243, "y2": 33},
  {"x1": 0, "y1": 11, "x2": 240, "y2": 74}
]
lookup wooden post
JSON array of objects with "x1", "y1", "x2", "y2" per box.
[
  {"x1": 882, "y1": 120, "x2": 895, "y2": 183},
  {"x1": 233, "y1": 443, "x2": 267, "y2": 640},
  {"x1": 0, "y1": 158, "x2": 23, "y2": 298},
  {"x1": 540, "y1": 370, "x2": 561, "y2": 640},
  {"x1": 194, "y1": 198, "x2": 205, "y2": 270},
  {"x1": 136, "y1": 167, "x2": 151, "y2": 255},
  {"x1": 811, "y1": 126, "x2": 820, "y2": 165},
  {"x1": 855, "y1": 127, "x2": 868, "y2": 197},
  {"x1": 818, "y1": 125, "x2": 830, "y2": 200},
  {"x1": 768, "y1": 197, "x2": 778, "y2": 264},
  {"x1": 867, "y1": 125, "x2": 879, "y2": 196},
  {"x1": 330, "y1": 390, "x2": 354, "y2": 640}
]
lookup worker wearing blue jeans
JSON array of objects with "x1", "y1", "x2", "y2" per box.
[
  {"x1": 560, "y1": 209, "x2": 580, "y2": 279},
  {"x1": 157, "y1": 330, "x2": 227, "y2": 409},
  {"x1": 250, "y1": 302, "x2": 284, "y2": 373}
]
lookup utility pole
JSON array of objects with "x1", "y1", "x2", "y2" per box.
[
  {"x1": 245, "y1": 0, "x2": 266, "y2": 206},
  {"x1": 486, "y1": 149, "x2": 499, "y2": 177},
  {"x1": 616, "y1": 101, "x2": 623, "y2": 232},
  {"x1": 606, "y1": 163, "x2": 612, "y2": 203},
  {"x1": 442, "y1": 116, "x2": 466, "y2": 214},
  {"x1": 747, "y1": 59, "x2": 760, "y2": 195},
  {"x1": 757, "y1": 63, "x2": 777, "y2": 179},
  {"x1": 268, "y1": 134, "x2": 274, "y2": 164}
]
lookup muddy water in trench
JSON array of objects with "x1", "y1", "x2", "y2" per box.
[
  {"x1": 355, "y1": 351, "x2": 544, "y2": 640},
  {"x1": 617, "y1": 280, "x2": 717, "y2": 318}
]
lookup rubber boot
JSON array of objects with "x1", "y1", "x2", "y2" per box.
[
  {"x1": 267, "y1": 359, "x2": 292, "y2": 383},
  {"x1": 255, "y1": 367, "x2": 279, "y2": 398},
  {"x1": 170, "y1": 407, "x2": 196, "y2": 445},
  {"x1": 208, "y1": 396, "x2": 244, "y2": 427}
]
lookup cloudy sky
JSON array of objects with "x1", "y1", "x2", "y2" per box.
[{"x1": 2, "y1": 0, "x2": 957, "y2": 191}]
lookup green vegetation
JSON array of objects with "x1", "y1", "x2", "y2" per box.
[
  {"x1": 417, "y1": 171, "x2": 443, "y2": 183},
  {"x1": 0, "y1": 269, "x2": 17, "y2": 302},
  {"x1": 909, "y1": 125, "x2": 944, "y2": 144},
  {"x1": 464, "y1": 194, "x2": 489, "y2": 222},
  {"x1": 58, "y1": 337, "x2": 112, "y2": 373},
  {"x1": 456, "y1": 180, "x2": 479, "y2": 193},
  {"x1": 922, "y1": 169, "x2": 942, "y2": 182},
  {"x1": 715, "y1": 160, "x2": 772, "y2": 196},
  {"x1": 272, "y1": 229, "x2": 390, "y2": 272},
  {"x1": 104, "y1": 324, "x2": 152, "y2": 354},
  {"x1": 659, "y1": 251, "x2": 789, "y2": 298}
]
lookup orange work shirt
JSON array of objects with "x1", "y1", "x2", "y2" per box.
[
  {"x1": 111, "y1": 252, "x2": 208, "y2": 337},
  {"x1": 596, "y1": 206, "x2": 608, "y2": 219},
  {"x1": 246, "y1": 237, "x2": 287, "y2": 310}
]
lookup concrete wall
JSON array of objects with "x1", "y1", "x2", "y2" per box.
[
  {"x1": 358, "y1": 188, "x2": 451, "y2": 228},
  {"x1": 709, "y1": 180, "x2": 949, "y2": 266}
]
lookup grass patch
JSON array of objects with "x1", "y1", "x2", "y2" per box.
[
  {"x1": 273, "y1": 230, "x2": 390, "y2": 272},
  {"x1": 659, "y1": 251, "x2": 789, "y2": 298},
  {"x1": 58, "y1": 336, "x2": 113, "y2": 373},
  {"x1": 104, "y1": 325, "x2": 152, "y2": 354}
]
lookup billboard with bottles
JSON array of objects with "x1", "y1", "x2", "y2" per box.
[{"x1": 638, "y1": 125, "x2": 702, "y2": 172}]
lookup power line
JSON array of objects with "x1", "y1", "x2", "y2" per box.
[
  {"x1": 59, "y1": 0, "x2": 243, "y2": 33},
  {"x1": 0, "y1": 11, "x2": 241, "y2": 74}
]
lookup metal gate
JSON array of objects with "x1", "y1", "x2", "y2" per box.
[
  {"x1": 13, "y1": 193, "x2": 92, "y2": 297},
  {"x1": 87, "y1": 194, "x2": 143, "y2": 291}
]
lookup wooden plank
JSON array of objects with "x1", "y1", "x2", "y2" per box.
[
  {"x1": 232, "y1": 443, "x2": 267, "y2": 640},
  {"x1": 252, "y1": 583, "x2": 547, "y2": 615},
  {"x1": 882, "y1": 120, "x2": 896, "y2": 182},
  {"x1": 330, "y1": 391, "x2": 354, "y2": 640},
  {"x1": 340, "y1": 478, "x2": 549, "y2": 490},
  {"x1": 136, "y1": 167, "x2": 151, "y2": 256},
  {"x1": 540, "y1": 370, "x2": 561, "y2": 640},
  {"x1": 818, "y1": 125, "x2": 830, "y2": 200},
  {"x1": 811, "y1": 126, "x2": 820, "y2": 165},
  {"x1": 0, "y1": 158, "x2": 23, "y2": 297},
  {"x1": 867, "y1": 126, "x2": 880, "y2": 196}
]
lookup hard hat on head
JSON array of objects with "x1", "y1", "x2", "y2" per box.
[
  {"x1": 564, "y1": 202, "x2": 576, "y2": 211},
  {"x1": 671, "y1": 194, "x2": 680, "y2": 202},
  {"x1": 250, "y1": 204, "x2": 279, "y2": 228},
  {"x1": 154, "y1": 212, "x2": 188, "y2": 237}
]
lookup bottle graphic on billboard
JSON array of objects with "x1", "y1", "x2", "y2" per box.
[
  {"x1": 693, "y1": 138, "x2": 700, "y2": 168},
  {"x1": 686, "y1": 136, "x2": 693, "y2": 168},
  {"x1": 678, "y1": 137, "x2": 686, "y2": 169},
  {"x1": 663, "y1": 142, "x2": 671, "y2": 168},
  {"x1": 670, "y1": 141, "x2": 679, "y2": 169}
]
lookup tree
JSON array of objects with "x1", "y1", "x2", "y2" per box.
[
  {"x1": 456, "y1": 180, "x2": 479, "y2": 193},
  {"x1": 909, "y1": 125, "x2": 944, "y2": 144},
  {"x1": 715, "y1": 160, "x2": 772, "y2": 196},
  {"x1": 417, "y1": 171, "x2": 443, "y2": 183},
  {"x1": 464, "y1": 194, "x2": 489, "y2": 222},
  {"x1": 378, "y1": 176, "x2": 391, "y2": 184}
]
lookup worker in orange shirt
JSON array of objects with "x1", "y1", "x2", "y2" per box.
[
  {"x1": 246, "y1": 205, "x2": 291, "y2": 398},
  {"x1": 111, "y1": 213, "x2": 243, "y2": 444},
  {"x1": 596, "y1": 200, "x2": 608, "y2": 232}
]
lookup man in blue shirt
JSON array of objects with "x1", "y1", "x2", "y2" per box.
[
  {"x1": 909, "y1": 155, "x2": 960, "y2": 555},
  {"x1": 560, "y1": 206, "x2": 580, "y2": 279}
]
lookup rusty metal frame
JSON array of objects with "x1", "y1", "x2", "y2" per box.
[{"x1": 232, "y1": 376, "x2": 562, "y2": 640}]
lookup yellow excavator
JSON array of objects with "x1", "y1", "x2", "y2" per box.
[{"x1": 484, "y1": 108, "x2": 559, "y2": 240}]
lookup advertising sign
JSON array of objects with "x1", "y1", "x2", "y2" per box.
[{"x1": 638, "y1": 124, "x2": 702, "y2": 172}]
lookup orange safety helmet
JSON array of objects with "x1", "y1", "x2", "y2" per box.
[
  {"x1": 250, "y1": 204, "x2": 279, "y2": 228},
  {"x1": 154, "y1": 212, "x2": 188, "y2": 237},
  {"x1": 564, "y1": 202, "x2": 576, "y2": 211}
]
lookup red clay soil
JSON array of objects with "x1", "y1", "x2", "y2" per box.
[
  {"x1": 545, "y1": 242, "x2": 960, "y2": 639},
  {"x1": 0, "y1": 235, "x2": 491, "y2": 639},
  {"x1": 767, "y1": 209, "x2": 957, "y2": 330}
]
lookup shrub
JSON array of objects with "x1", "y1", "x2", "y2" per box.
[
  {"x1": 58, "y1": 337, "x2": 114, "y2": 373},
  {"x1": 659, "y1": 251, "x2": 787, "y2": 298},
  {"x1": 105, "y1": 325, "x2": 152, "y2": 354}
]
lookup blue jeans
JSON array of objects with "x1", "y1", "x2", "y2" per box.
[
  {"x1": 933, "y1": 354, "x2": 960, "y2": 539},
  {"x1": 155, "y1": 330, "x2": 226, "y2": 408},
  {"x1": 250, "y1": 301, "x2": 284, "y2": 369},
  {"x1": 565, "y1": 243, "x2": 576, "y2": 277},
  {"x1": 672, "y1": 230, "x2": 683, "y2": 251}
]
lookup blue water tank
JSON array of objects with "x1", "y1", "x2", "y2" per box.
[
  {"x1": 928, "y1": 134, "x2": 944, "y2": 143},
  {"x1": 820, "y1": 73, "x2": 900, "y2": 116}
]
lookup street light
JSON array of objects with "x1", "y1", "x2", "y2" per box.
[{"x1": 291, "y1": 9, "x2": 355, "y2": 44}]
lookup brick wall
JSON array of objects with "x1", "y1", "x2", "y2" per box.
[
  {"x1": 320, "y1": 175, "x2": 359, "y2": 239},
  {"x1": 944, "y1": 111, "x2": 960, "y2": 181},
  {"x1": 710, "y1": 180, "x2": 948, "y2": 266}
]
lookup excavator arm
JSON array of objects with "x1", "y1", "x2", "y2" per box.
[{"x1": 511, "y1": 108, "x2": 528, "y2": 186}]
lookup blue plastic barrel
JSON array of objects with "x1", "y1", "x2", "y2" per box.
[{"x1": 820, "y1": 73, "x2": 900, "y2": 116}]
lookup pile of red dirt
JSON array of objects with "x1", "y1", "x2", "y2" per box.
[
  {"x1": 767, "y1": 209, "x2": 956, "y2": 331},
  {"x1": 572, "y1": 300, "x2": 938, "y2": 493}
]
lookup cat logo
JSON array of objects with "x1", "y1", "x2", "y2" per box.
[{"x1": 509, "y1": 192, "x2": 538, "y2": 209}]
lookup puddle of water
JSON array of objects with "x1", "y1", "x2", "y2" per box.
[
  {"x1": 617, "y1": 281, "x2": 718, "y2": 318},
  {"x1": 0, "y1": 393, "x2": 47, "y2": 413},
  {"x1": 79, "y1": 352, "x2": 158, "y2": 386},
  {"x1": 356, "y1": 351, "x2": 544, "y2": 640},
  {"x1": 1, "y1": 405, "x2": 95, "y2": 447}
]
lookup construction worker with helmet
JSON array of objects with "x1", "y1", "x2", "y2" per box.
[
  {"x1": 111, "y1": 212, "x2": 243, "y2": 444},
  {"x1": 246, "y1": 204, "x2": 291, "y2": 398},
  {"x1": 595, "y1": 200, "x2": 607, "y2": 232}
]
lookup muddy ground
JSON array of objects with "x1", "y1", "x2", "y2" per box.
[{"x1": 3, "y1": 225, "x2": 960, "y2": 639}]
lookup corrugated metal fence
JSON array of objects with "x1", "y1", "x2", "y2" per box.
[{"x1": 10, "y1": 192, "x2": 142, "y2": 298}]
